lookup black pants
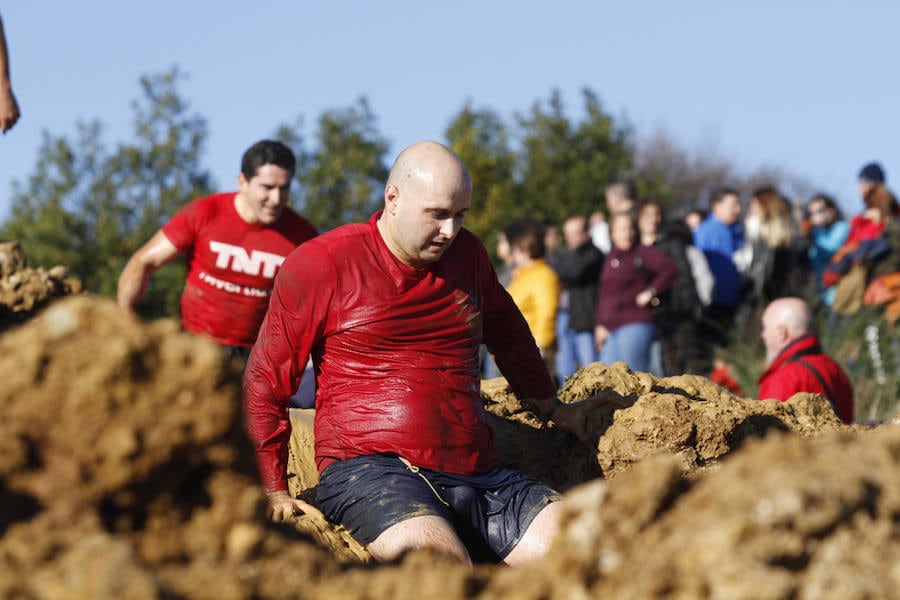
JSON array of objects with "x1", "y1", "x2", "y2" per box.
[{"x1": 694, "y1": 304, "x2": 736, "y2": 375}]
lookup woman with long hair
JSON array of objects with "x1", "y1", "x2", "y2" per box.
[
  {"x1": 806, "y1": 193, "x2": 849, "y2": 308},
  {"x1": 734, "y1": 186, "x2": 806, "y2": 331}
]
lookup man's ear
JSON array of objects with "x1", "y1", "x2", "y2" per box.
[
  {"x1": 777, "y1": 325, "x2": 791, "y2": 345},
  {"x1": 385, "y1": 183, "x2": 400, "y2": 215}
]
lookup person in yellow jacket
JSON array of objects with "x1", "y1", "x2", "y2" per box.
[{"x1": 506, "y1": 220, "x2": 562, "y2": 383}]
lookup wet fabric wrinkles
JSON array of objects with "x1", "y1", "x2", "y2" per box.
[{"x1": 243, "y1": 212, "x2": 556, "y2": 492}]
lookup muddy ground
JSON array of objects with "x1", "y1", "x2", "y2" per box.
[{"x1": 1, "y1": 245, "x2": 898, "y2": 599}]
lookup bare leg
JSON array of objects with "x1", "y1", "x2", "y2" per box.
[
  {"x1": 366, "y1": 515, "x2": 472, "y2": 565},
  {"x1": 503, "y1": 501, "x2": 562, "y2": 565}
]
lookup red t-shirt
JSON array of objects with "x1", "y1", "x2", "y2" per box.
[
  {"x1": 162, "y1": 192, "x2": 318, "y2": 347},
  {"x1": 243, "y1": 212, "x2": 556, "y2": 492}
]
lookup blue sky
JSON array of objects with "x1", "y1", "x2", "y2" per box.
[{"x1": 1, "y1": 1, "x2": 897, "y2": 222}]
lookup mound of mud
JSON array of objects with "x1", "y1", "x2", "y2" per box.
[
  {"x1": 1, "y1": 292, "x2": 898, "y2": 599},
  {"x1": 0, "y1": 241, "x2": 82, "y2": 332}
]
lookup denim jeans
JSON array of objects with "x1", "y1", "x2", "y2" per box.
[
  {"x1": 648, "y1": 338, "x2": 665, "y2": 377},
  {"x1": 289, "y1": 360, "x2": 317, "y2": 409},
  {"x1": 482, "y1": 349, "x2": 502, "y2": 380},
  {"x1": 599, "y1": 321, "x2": 657, "y2": 374},
  {"x1": 227, "y1": 346, "x2": 316, "y2": 408},
  {"x1": 555, "y1": 310, "x2": 598, "y2": 386}
]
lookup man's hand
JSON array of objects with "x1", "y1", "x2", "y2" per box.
[
  {"x1": 266, "y1": 490, "x2": 323, "y2": 523},
  {"x1": 534, "y1": 390, "x2": 635, "y2": 448},
  {"x1": 594, "y1": 325, "x2": 610, "y2": 351},
  {"x1": 0, "y1": 88, "x2": 19, "y2": 133}
]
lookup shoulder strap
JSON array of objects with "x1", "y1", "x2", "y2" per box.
[{"x1": 787, "y1": 355, "x2": 837, "y2": 412}]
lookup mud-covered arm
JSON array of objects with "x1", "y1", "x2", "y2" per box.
[{"x1": 243, "y1": 245, "x2": 331, "y2": 495}]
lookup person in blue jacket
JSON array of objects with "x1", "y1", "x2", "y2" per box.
[{"x1": 693, "y1": 187, "x2": 744, "y2": 370}]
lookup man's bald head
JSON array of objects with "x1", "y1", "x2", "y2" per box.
[
  {"x1": 387, "y1": 141, "x2": 472, "y2": 199},
  {"x1": 760, "y1": 297, "x2": 813, "y2": 361},
  {"x1": 378, "y1": 141, "x2": 472, "y2": 267}
]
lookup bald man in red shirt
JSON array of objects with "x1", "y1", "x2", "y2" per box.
[
  {"x1": 244, "y1": 141, "x2": 623, "y2": 565},
  {"x1": 758, "y1": 297, "x2": 854, "y2": 423}
]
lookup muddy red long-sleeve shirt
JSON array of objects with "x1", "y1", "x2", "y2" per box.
[{"x1": 243, "y1": 213, "x2": 556, "y2": 492}]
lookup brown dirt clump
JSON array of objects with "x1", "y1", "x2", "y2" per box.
[
  {"x1": 0, "y1": 241, "x2": 82, "y2": 333},
  {"x1": 479, "y1": 364, "x2": 846, "y2": 486},
  {"x1": 545, "y1": 426, "x2": 900, "y2": 599},
  {"x1": 0, "y1": 247, "x2": 897, "y2": 598},
  {"x1": 0, "y1": 296, "x2": 358, "y2": 599}
]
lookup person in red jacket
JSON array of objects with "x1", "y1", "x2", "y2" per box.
[
  {"x1": 758, "y1": 297, "x2": 854, "y2": 423},
  {"x1": 243, "y1": 141, "x2": 625, "y2": 565}
]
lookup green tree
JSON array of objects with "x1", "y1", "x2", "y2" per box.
[
  {"x1": 1, "y1": 67, "x2": 212, "y2": 318},
  {"x1": 2, "y1": 125, "x2": 100, "y2": 272},
  {"x1": 296, "y1": 98, "x2": 390, "y2": 232},
  {"x1": 273, "y1": 117, "x2": 313, "y2": 209},
  {"x1": 514, "y1": 88, "x2": 634, "y2": 227},
  {"x1": 445, "y1": 102, "x2": 516, "y2": 246}
]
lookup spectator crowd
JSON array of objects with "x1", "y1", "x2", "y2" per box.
[{"x1": 489, "y1": 162, "x2": 900, "y2": 424}]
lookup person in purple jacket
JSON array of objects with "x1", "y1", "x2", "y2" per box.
[{"x1": 594, "y1": 212, "x2": 677, "y2": 373}]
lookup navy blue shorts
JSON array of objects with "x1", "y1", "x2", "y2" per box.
[{"x1": 315, "y1": 454, "x2": 561, "y2": 562}]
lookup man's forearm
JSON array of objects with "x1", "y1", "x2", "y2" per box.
[{"x1": 116, "y1": 259, "x2": 151, "y2": 312}]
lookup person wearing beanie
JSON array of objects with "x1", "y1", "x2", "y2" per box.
[{"x1": 858, "y1": 162, "x2": 886, "y2": 198}]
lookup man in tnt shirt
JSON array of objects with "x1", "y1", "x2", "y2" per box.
[{"x1": 118, "y1": 140, "x2": 318, "y2": 401}]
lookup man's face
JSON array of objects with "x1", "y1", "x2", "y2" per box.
[
  {"x1": 496, "y1": 233, "x2": 511, "y2": 262},
  {"x1": 638, "y1": 205, "x2": 662, "y2": 237},
  {"x1": 685, "y1": 212, "x2": 702, "y2": 231},
  {"x1": 563, "y1": 218, "x2": 588, "y2": 250},
  {"x1": 760, "y1": 307, "x2": 785, "y2": 362},
  {"x1": 606, "y1": 189, "x2": 634, "y2": 216},
  {"x1": 714, "y1": 193, "x2": 742, "y2": 226},
  {"x1": 384, "y1": 180, "x2": 470, "y2": 267},
  {"x1": 237, "y1": 164, "x2": 292, "y2": 225}
]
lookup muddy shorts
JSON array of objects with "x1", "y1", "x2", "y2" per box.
[{"x1": 315, "y1": 454, "x2": 561, "y2": 562}]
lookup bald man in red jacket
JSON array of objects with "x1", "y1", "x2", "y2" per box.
[{"x1": 758, "y1": 297, "x2": 854, "y2": 424}]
